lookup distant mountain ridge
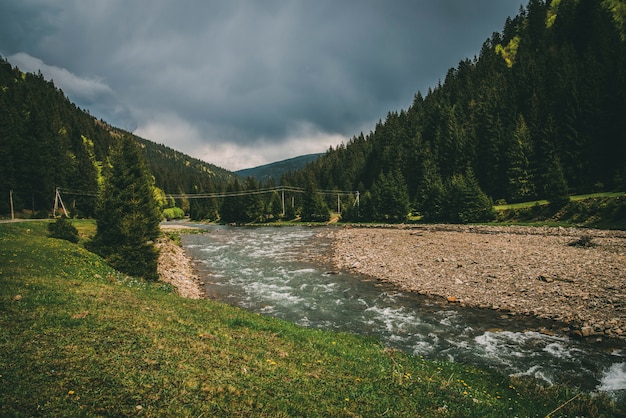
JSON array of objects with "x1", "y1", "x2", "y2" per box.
[{"x1": 236, "y1": 153, "x2": 323, "y2": 183}]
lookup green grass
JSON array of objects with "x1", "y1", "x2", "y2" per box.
[
  {"x1": 494, "y1": 192, "x2": 624, "y2": 211},
  {"x1": 493, "y1": 192, "x2": 626, "y2": 229},
  {"x1": 494, "y1": 199, "x2": 550, "y2": 211},
  {"x1": 0, "y1": 221, "x2": 621, "y2": 416}
]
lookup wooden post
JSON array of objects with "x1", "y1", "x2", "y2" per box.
[
  {"x1": 54, "y1": 187, "x2": 69, "y2": 218},
  {"x1": 10, "y1": 190, "x2": 14, "y2": 220}
]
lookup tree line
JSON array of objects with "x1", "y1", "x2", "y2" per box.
[
  {"x1": 283, "y1": 0, "x2": 626, "y2": 223},
  {"x1": 0, "y1": 59, "x2": 236, "y2": 218}
]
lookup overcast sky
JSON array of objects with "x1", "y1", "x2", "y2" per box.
[{"x1": 0, "y1": 0, "x2": 523, "y2": 171}]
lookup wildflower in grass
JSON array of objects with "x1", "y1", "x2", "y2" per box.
[{"x1": 68, "y1": 390, "x2": 75, "y2": 395}]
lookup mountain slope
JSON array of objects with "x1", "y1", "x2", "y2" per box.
[
  {"x1": 285, "y1": 0, "x2": 626, "y2": 220},
  {"x1": 235, "y1": 153, "x2": 322, "y2": 183},
  {"x1": 0, "y1": 57, "x2": 236, "y2": 217}
]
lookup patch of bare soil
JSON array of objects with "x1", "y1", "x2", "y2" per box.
[
  {"x1": 326, "y1": 225, "x2": 626, "y2": 341},
  {"x1": 156, "y1": 236, "x2": 204, "y2": 299}
]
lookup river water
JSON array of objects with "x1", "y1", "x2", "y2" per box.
[{"x1": 181, "y1": 225, "x2": 625, "y2": 396}]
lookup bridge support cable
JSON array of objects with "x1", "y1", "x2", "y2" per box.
[{"x1": 165, "y1": 186, "x2": 359, "y2": 207}]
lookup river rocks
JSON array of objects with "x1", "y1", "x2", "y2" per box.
[
  {"x1": 326, "y1": 224, "x2": 626, "y2": 341},
  {"x1": 537, "y1": 275, "x2": 554, "y2": 283}
]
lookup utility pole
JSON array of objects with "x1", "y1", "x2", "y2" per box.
[
  {"x1": 281, "y1": 188, "x2": 285, "y2": 216},
  {"x1": 53, "y1": 187, "x2": 69, "y2": 218},
  {"x1": 10, "y1": 190, "x2": 14, "y2": 220}
]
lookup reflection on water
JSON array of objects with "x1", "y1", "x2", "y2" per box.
[{"x1": 182, "y1": 225, "x2": 625, "y2": 395}]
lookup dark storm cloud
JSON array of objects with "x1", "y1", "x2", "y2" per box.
[{"x1": 0, "y1": 0, "x2": 523, "y2": 170}]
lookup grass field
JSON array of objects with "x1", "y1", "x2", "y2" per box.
[
  {"x1": 0, "y1": 221, "x2": 621, "y2": 416},
  {"x1": 494, "y1": 192, "x2": 625, "y2": 211}
]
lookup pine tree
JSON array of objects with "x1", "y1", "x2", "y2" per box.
[
  {"x1": 220, "y1": 179, "x2": 245, "y2": 223},
  {"x1": 269, "y1": 191, "x2": 283, "y2": 221},
  {"x1": 301, "y1": 177, "x2": 330, "y2": 222},
  {"x1": 544, "y1": 156, "x2": 570, "y2": 210},
  {"x1": 370, "y1": 171, "x2": 409, "y2": 222},
  {"x1": 89, "y1": 137, "x2": 161, "y2": 281},
  {"x1": 504, "y1": 115, "x2": 535, "y2": 202},
  {"x1": 243, "y1": 176, "x2": 264, "y2": 222},
  {"x1": 442, "y1": 168, "x2": 495, "y2": 224}
]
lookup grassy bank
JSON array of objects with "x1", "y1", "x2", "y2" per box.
[
  {"x1": 0, "y1": 221, "x2": 621, "y2": 416},
  {"x1": 494, "y1": 193, "x2": 626, "y2": 229}
]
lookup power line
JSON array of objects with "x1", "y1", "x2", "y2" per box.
[
  {"x1": 59, "y1": 188, "x2": 98, "y2": 197},
  {"x1": 165, "y1": 186, "x2": 357, "y2": 199},
  {"x1": 56, "y1": 186, "x2": 358, "y2": 199}
]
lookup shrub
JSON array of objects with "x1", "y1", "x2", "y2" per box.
[
  {"x1": 47, "y1": 217, "x2": 79, "y2": 243},
  {"x1": 162, "y1": 207, "x2": 185, "y2": 221}
]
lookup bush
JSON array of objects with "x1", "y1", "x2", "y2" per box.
[
  {"x1": 47, "y1": 217, "x2": 79, "y2": 243},
  {"x1": 162, "y1": 207, "x2": 185, "y2": 221}
]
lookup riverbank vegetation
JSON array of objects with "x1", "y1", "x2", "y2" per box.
[{"x1": 1, "y1": 220, "x2": 622, "y2": 416}]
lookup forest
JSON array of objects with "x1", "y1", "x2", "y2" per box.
[
  {"x1": 0, "y1": 61, "x2": 236, "y2": 218},
  {"x1": 280, "y1": 0, "x2": 626, "y2": 223},
  {"x1": 1, "y1": 0, "x2": 625, "y2": 225}
]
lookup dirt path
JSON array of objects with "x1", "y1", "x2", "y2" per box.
[{"x1": 326, "y1": 224, "x2": 626, "y2": 341}]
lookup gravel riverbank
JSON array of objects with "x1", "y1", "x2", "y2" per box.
[
  {"x1": 326, "y1": 224, "x2": 626, "y2": 341},
  {"x1": 157, "y1": 225, "x2": 205, "y2": 299}
]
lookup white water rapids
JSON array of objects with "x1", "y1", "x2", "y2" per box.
[{"x1": 181, "y1": 225, "x2": 625, "y2": 397}]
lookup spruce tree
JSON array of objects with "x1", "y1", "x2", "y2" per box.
[
  {"x1": 243, "y1": 176, "x2": 264, "y2": 222},
  {"x1": 220, "y1": 179, "x2": 245, "y2": 223},
  {"x1": 301, "y1": 177, "x2": 330, "y2": 222},
  {"x1": 269, "y1": 191, "x2": 283, "y2": 221},
  {"x1": 504, "y1": 115, "x2": 535, "y2": 202},
  {"x1": 370, "y1": 171, "x2": 409, "y2": 222},
  {"x1": 544, "y1": 157, "x2": 570, "y2": 209},
  {"x1": 89, "y1": 137, "x2": 161, "y2": 281},
  {"x1": 442, "y1": 168, "x2": 495, "y2": 224}
]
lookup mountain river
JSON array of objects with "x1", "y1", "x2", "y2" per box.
[{"x1": 181, "y1": 225, "x2": 625, "y2": 397}]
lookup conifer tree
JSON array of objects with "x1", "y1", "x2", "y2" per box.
[
  {"x1": 301, "y1": 177, "x2": 330, "y2": 222},
  {"x1": 220, "y1": 179, "x2": 245, "y2": 223},
  {"x1": 243, "y1": 176, "x2": 264, "y2": 222},
  {"x1": 370, "y1": 171, "x2": 409, "y2": 222},
  {"x1": 442, "y1": 168, "x2": 495, "y2": 224},
  {"x1": 544, "y1": 157, "x2": 570, "y2": 209},
  {"x1": 269, "y1": 191, "x2": 283, "y2": 221},
  {"x1": 504, "y1": 115, "x2": 535, "y2": 202},
  {"x1": 89, "y1": 137, "x2": 161, "y2": 281}
]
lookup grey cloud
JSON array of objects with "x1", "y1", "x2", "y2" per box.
[
  {"x1": 0, "y1": 0, "x2": 523, "y2": 169},
  {"x1": 8, "y1": 52, "x2": 113, "y2": 103}
]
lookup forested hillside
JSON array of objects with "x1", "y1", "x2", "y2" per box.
[
  {"x1": 284, "y1": 0, "x2": 626, "y2": 222},
  {"x1": 0, "y1": 58, "x2": 235, "y2": 217},
  {"x1": 235, "y1": 153, "x2": 322, "y2": 183}
]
